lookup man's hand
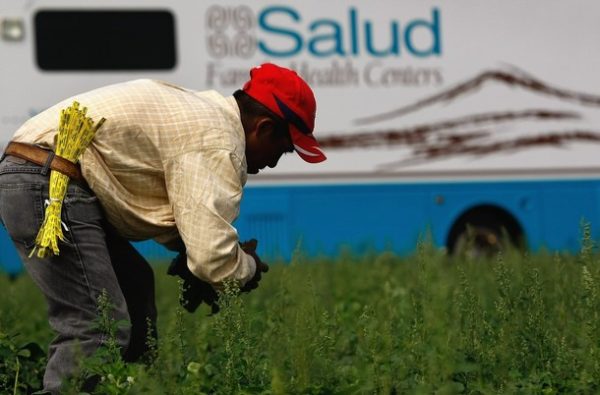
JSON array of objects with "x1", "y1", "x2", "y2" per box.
[
  {"x1": 167, "y1": 240, "x2": 268, "y2": 313},
  {"x1": 167, "y1": 253, "x2": 220, "y2": 314},
  {"x1": 239, "y1": 239, "x2": 269, "y2": 292}
]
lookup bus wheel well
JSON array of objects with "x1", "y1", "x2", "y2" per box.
[{"x1": 446, "y1": 204, "x2": 524, "y2": 255}]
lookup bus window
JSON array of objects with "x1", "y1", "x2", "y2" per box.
[{"x1": 34, "y1": 10, "x2": 177, "y2": 71}]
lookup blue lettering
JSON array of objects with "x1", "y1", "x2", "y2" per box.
[
  {"x1": 364, "y1": 21, "x2": 400, "y2": 57},
  {"x1": 349, "y1": 8, "x2": 359, "y2": 55},
  {"x1": 404, "y1": 8, "x2": 441, "y2": 57},
  {"x1": 258, "y1": 6, "x2": 303, "y2": 57},
  {"x1": 257, "y1": 7, "x2": 443, "y2": 59},
  {"x1": 308, "y1": 19, "x2": 345, "y2": 57}
]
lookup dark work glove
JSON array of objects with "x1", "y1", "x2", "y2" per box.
[
  {"x1": 239, "y1": 239, "x2": 269, "y2": 293},
  {"x1": 167, "y1": 252, "x2": 220, "y2": 314}
]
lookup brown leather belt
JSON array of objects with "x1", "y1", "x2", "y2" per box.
[{"x1": 3, "y1": 141, "x2": 84, "y2": 183}]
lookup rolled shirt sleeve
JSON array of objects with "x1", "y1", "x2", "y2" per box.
[{"x1": 164, "y1": 149, "x2": 256, "y2": 287}]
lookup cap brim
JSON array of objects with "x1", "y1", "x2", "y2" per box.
[{"x1": 290, "y1": 126, "x2": 327, "y2": 163}]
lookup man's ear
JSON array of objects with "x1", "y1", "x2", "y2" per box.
[{"x1": 255, "y1": 117, "x2": 277, "y2": 138}]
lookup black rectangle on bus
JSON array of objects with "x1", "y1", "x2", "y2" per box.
[{"x1": 35, "y1": 10, "x2": 177, "y2": 71}]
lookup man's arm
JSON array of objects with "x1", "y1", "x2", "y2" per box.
[{"x1": 163, "y1": 149, "x2": 256, "y2": 288}]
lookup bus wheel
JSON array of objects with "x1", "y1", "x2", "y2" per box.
[
  {"x1": 447, "y1": 205, "x2": 524, "y2": 258},
  {"x1": 451, "y1": 224, "x2": 506, "y2": 258}
]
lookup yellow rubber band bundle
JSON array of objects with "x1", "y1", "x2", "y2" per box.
[{"x1": 30, "y1": 101, "x2": 106, "y2": 258}]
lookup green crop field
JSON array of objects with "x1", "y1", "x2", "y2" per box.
[{"x1": 1, "y1": 236, "x2": 600, "y2": 394}]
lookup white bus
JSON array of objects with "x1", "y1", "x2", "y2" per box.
[{"x1": 2, "y1": 0, "x2": 600, "y2": 273}]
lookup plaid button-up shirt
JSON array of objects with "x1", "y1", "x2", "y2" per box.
[{"x1": 12, "y1": 79, "x2": 256, "y2": 286}]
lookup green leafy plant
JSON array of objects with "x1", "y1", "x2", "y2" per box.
[
  {"x1": 63, "y1": 289, "x2": 138, "y2": 395},
  {"x1": 0, "y1": 329, "x2": 45, "y2": 394},
  {"x1": 4, "y1": 235, "x2": 600, "y2": 393}
]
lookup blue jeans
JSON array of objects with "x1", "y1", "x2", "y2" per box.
[{"x1": 0, "y1": 154, "x2": 157, "y2": 394}]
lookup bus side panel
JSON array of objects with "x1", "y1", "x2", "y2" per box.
[
  {"x1": 235, "y1": 189, "x2": 292, "y2": 259},
  {"x1": 540, "y1": 184, "x2": 600, "y2": 252},
  {"x1": 237, "y1": 184, "x2": 431, "y2": 260},
  {"x1": 238, "y1": 180, "x2": 600, "y2": 260},
  {"x1": 291, "y1": 184, "x2": 430, "y2": 257},
  {"x1": 3, "y1": 179, "x2": 600, "y2": 274},
  {"x1": 0, "y1": 227, "x2": 23, "y2": 276}
]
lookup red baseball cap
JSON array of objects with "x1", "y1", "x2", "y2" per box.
[{"x1": 242, "y1": 63, "x2": 326, "y2": 163}]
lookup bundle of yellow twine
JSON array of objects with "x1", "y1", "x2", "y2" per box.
[{"x1": 30, "y1": 101, "x2": 105, "y2": 258}]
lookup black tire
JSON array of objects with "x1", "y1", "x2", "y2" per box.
[
  {"x1": 447, "y1": 206, "x2": 523, "y2": 257},
  {"x1": 451, "y1": 224, "x2": 506, "y2": 258}
]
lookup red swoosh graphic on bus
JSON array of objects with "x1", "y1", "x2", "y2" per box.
[
  {"x1": 319, "y1": 109, "x2": 579, "y2": 149},
  {"x1": 378, "y1": 130, "x2": 600, "y2": 170},
  {"x1": 316, "y1": 66, "x2": 600, "y2": 169},
  {"x1": 353, "y1": 67, "x2": 600, "y2": 126}
]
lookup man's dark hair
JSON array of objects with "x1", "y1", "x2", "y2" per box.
[{"x1": 233, "y1": 90, "x2": 289, "y2": 138}]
